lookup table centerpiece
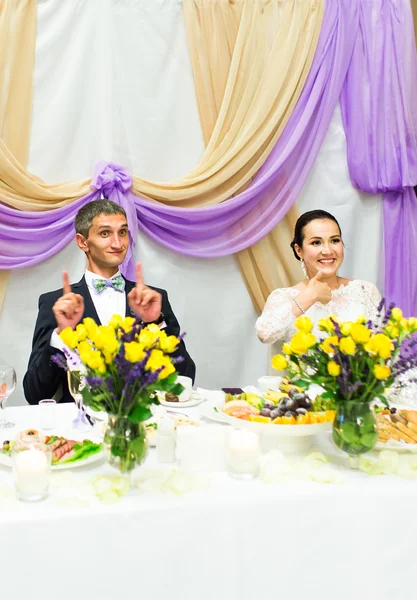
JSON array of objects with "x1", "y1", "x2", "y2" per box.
[
  {"x1": 54, "y1": 315, "x2": 184, "y2": 473},
  {"x1": 272, "y1": 302, "x2": 417, "y2": 460}
]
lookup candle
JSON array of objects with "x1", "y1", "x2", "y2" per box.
[
  {"x1": 227, "y1": 430, "x2": 260, "y2": 479},
  {"x1": 12, "y1": 446, "x2": 51, "y2": 502}
]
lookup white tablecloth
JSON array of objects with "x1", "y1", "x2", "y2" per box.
[{"x1": 1, "y1": 403, "x2": 416, "y2": 600}]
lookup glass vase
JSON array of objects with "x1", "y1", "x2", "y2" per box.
[
  {"x1": 103, "y1": 415, "x2": 148, "y2": 474},
  {"x1": 332, "y1": 400, "x2": 377, "y2": 464}
]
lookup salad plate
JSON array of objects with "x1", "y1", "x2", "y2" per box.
[{"x1": 0, "y1": 429, "x2": 103, "y2": 470}]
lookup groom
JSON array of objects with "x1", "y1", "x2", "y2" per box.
[{"x1": 23, "y1": 199, "x2": 196, "y2": 404}]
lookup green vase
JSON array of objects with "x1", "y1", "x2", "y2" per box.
[
  {"x1": 332, "y1": 401, "x2": 377, "y2": 458},
  {"x1": 103, "y1": 415, "x2": 148, "y2": 474}
]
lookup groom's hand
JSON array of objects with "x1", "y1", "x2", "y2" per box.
[
  {"x1": 52, "y1": 271, "x2": 85, "y2": 333},
  {"x1": 128, "y1": 262, "x2": 162, "y2": 323}
]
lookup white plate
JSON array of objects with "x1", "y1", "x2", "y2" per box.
[
  {"x1": 0, "y1": 431, "x2": 104, "y2": 470},
  {"x1": 158, "y1": 391, "x2": 205, "y2": 409},
  {"x1": 375, "y1": 441, "x2": 417, "y2": 453}
]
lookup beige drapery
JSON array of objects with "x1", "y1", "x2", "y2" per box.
[
  {"x1": 0, "y1": 0, "x2": 37, "y2": 302},
  {"x1": 412, "y1": 0, "x2": 417, "y2": 51},
  {"x1": 183, "y1": 0, "x2": 314, "y2": 312},
  {"x1": 0, "y1": 0, "x2": 323, "y2": 210}
]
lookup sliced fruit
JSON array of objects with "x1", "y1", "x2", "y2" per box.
[
  {"x1": 249, "y1": 415, "x2": 272, "y2": 424},
  {"x1": 223, "y1": 400, "x2": 259, "y2": 415},
  {"x1": 281, "y1": 415, "x2": 296, "y2": 425},
  {"x1": 272, "y1": 416, "x2": 283, "y2": 424},
  {"x1": 308, "y1": 413, "x2": 319, "y2": 424},
  {"x1": 324, "y1": 410, "x2": 336, "y2": 422},
  {"x1": 296, "y1": 414, "x2": 309, "y2": 424},
  {"x1": 264, "y1": 390, "x2": 288, "y2": 405}
]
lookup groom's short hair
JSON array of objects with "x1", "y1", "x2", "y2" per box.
[{"x1": 75, "y1": 199, "x2": 127, "y2": 238}]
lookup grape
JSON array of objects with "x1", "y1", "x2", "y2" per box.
[
  {"x1": 288, "y1": 388, "x2": 298, "y2": 399},
  {"x1": 285, "y1": 411, "x2": 296, "y2": 418},
  {"x1": 278, "y1": 399, "x2": 288, "y2": 412},
  {"x1": 296, "y1": 407, "x2": 307, "y2": 415},
  {"x1": 303, "y1": 398, "x2": 312, "y2": 410},
  {"x1": 292, "y1": 392, "x2": 306, "y2": 403},
  {"x1": 285, "y1": 398, "x2": 298, "y2": 412},
  {"x1": 260, "y1": 408, "x2": 271, "y2": 417},
  {"x1": 263, "y1": 401, "x2": 275, "y2": 411},
  {"x1": 270, "y1": 409, "x2": 281, "y2": 420}
]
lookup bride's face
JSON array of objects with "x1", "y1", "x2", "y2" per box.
[{"x1": 295, "y1": 218, "x2": 343, "y2": 279}]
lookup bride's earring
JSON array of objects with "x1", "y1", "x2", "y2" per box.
[{"x1": 300, "y1": 259, "x2": 309, "y2": 279}]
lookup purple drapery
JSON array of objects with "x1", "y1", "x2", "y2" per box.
[{"x1": 340, "y1": 0, "x2": 417, "y2": 315}]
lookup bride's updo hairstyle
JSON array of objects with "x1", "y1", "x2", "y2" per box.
[{"x1": 290, "y1": 210, "x2": 342, "y2": 261}]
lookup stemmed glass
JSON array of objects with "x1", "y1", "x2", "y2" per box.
[
  {"x1": 0, "y1": 366, "x2": 16, "y2": 429},
  {"x1": 67, "y1": 370, "x2": 91, "y2": 430}
]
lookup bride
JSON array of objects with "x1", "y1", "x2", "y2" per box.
[{"x1": 256, "y1": 209, "x2": 381, "y2": 346}]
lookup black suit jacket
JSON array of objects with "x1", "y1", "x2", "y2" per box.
[{"x1": 23, "y1": 277, "x2": 196, "y2": 405}]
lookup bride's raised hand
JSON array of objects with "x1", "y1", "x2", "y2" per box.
[{"x1": 307, "y1": 271, "x2": 332, "y2": 304}]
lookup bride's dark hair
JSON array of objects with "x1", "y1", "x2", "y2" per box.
[{"x1": 290, "y1": 210, "x2": 342, "y2": 261}]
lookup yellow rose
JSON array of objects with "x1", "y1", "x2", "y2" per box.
[
  {"x1": 390, "y1": 307, "x2": 403, "y2": 322},
  {"x1": 385, "y1": 323, "x2": 400, "y2": 339},
  {"x1": 318, "y1": 316, "x2": 337, "y2": 332},
  {"x1": 121, "y1": 316, "x2": 136, "y2": 334},
  {"x1": 158, "y1": 332, "x2": 180, "y2": 354},
  {"x1": 289, "y1": 332, "x2": 316, "y2": 355},
  {"x1": 146, "y1": 349, "x2": 166, "y2": 372},
  {"x1": 75, "y1": 324, "x2": 88, "y2": 342},
  {"x1": 400, "y1": 318, "x2": 409, "y2": 333},
  {"x1": 350, "y1": 324, "x2": 371, "y2": 344},
  {"x1": 83, "y1": 317, "x2": 99, "y2": 339},
  {"x1": 139, "y1": 327, "x2": 160, "y2": 349},
  {"x1": 86, "y1": 350, "x2": 106, "y2": 374},
  {"x1": 327, "y1": 361, "x2": 341, "y2": 376},
  {"x1": 339, "y1": 336, "x2": 356, "y2": 355},
  {"x1": 294, "y1": 315, "x2": 313, "y2": 333},
  {"x1": 365, "y1": 334, "x2": 393, "y2": 359},
  {"x1": 159, "y1": 359, "x2": 176, "y2": 379},
  {"x1": 78, "y1": 340, "x2": 93, "y2": 364},
  {"x1": 124, "y1": 341, "x2": 146, "y2": 363},
  {"x1": 271, "y1": 354, "x2": 288, "y2": 371},
  {"x1": 109, "y1": 314, "x2": 123, "y2": 330},
  {"x1": 320, "y1": 335, "x2": 339, "y2": 355},
  {"x1": 93, "y1": 326, "x2": 118, "y2": 353},
  {"x1": 340, "y1": 322, "x2": 353, "y2": 336},
  {"x1": 59, "y1": 327, "x2": 78, "y2": 349},
  {"x1": 407, "y1": 317, "x2": 417, "y2": 332},
  {"x1": 282, "y1": 342, "x2": 292, "y2": 355},
  {"x1": 374, "y1": 364, "x2": 391, "y2": 380},
  {"x1": 355, "y1": 314, "x2": 367, "y2": 324}
]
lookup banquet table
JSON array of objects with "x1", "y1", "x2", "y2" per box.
[{"x1": 1, "y1": 401, "x2": 416, "y2": 600}]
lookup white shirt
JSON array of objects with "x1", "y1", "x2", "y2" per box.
[{"x1": 51, "y1": 270, "x2": 127, "y2": 350}]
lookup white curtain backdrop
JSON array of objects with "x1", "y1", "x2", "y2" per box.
[{"x1": 0, "y1": 0, "x2": 382, "y2": 405}]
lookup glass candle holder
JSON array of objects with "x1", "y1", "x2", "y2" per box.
[
  {"x1": 38, "y1": 399, "x2": 57, "y2": 430},
  {"x1": 12, "y1": 440, "x2": 52, "y2": 502},
  {"x1": 226, "y1": 429, "x2": 260, "y2": 480}
]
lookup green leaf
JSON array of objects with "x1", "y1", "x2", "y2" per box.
[
  {"x1": 321, "y1": 391, "x2": 335, "y2": 400},
  {"x1": 128, "y1": 406, "x2": 153, "y2": 423}
]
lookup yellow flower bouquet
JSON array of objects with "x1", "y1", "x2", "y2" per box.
[
  {"x1": 272, "y1": 304, "x2": 417, "y2": 456},
  {"x1": 55, "y1": 315, "x2": 184, "y2": 472}
]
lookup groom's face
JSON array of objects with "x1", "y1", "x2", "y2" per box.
[{"x1": 76, "y1": 213, "x2": 129, "y2": 271}]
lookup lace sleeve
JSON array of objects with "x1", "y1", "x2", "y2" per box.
[
  {"x1": 362, "y1": 281, "x2": 382, "y2": 323},
  {"x1": 256, "y1": 288, "x2": 296, "y2": 344}
]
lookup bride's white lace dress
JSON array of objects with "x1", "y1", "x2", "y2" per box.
[{"x1": 256, "y1": 280, "x2": 381, "y2": 345}]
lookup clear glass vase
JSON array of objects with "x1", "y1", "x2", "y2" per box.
[
  {"x1": 103, "y1": 415, "x2": 148, "y2": 474},
  {"x1": 332, "y1": 400, "x2": 378, "y2": 463}
]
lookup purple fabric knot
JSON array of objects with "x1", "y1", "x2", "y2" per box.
[{"x1": 91, "y1": 162, "x2": 133, "y2": 196}]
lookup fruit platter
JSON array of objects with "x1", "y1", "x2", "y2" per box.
[
  {"x1": 218, "y1": 380, "x2": 336, "y2": 453},
  {"x1": 375, "y1": 408, "x2": 417, "y2": 451}
]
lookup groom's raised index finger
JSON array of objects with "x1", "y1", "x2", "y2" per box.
[
  {"x1": 136, "y1": 262, "x2": 144, "y2": 288},
  {"x1": 62, "y1": 271, "x2": 71, "y2": 295}
]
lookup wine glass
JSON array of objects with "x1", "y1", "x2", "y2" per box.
[
  {"x1": 0, "y1": 365, "x2": 16, "y2": 429},
  {"x1": 67, "y1": 370, "x2": 91, "y2": 430}
]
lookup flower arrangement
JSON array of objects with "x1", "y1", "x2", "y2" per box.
[
  {"x1": 56, "y1": 314, "x2": 184, "y2": 422},
  {"x1": 271, "y1": 302, "x2": 417, "y2": 407}
]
